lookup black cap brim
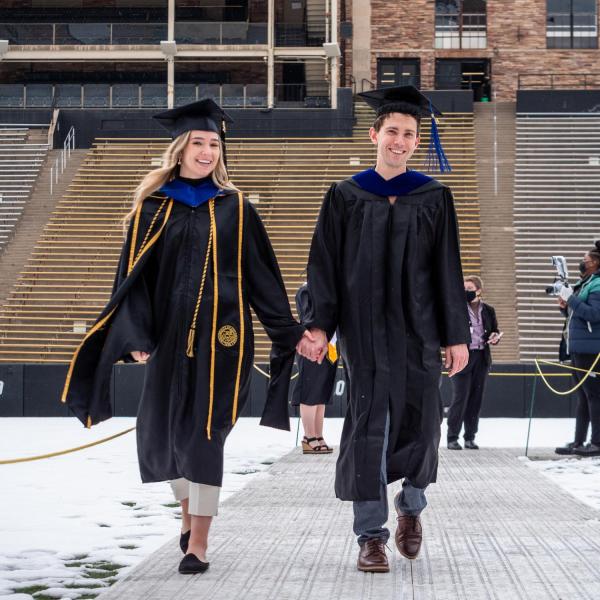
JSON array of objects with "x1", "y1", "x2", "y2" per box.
[{"x1": 358, "y1": 85, "x2": 442, "y2": 117}]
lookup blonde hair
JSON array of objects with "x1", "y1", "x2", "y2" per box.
[
  {"x1": 123, "y1": 130, "x2": 239, "y2": 231},
  {"x1": 464, "y1": 275, "x2": 483, "y2": 291}
]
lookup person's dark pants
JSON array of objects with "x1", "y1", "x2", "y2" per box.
[
  {"x1": 447, "y1": 349, "x2": 489, "y2": 443},
  {"x1": 572, "y1": 353, "x2": 600, "y2": 446}
]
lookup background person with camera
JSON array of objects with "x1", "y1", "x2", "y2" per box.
[
  {"x1": 447, "y1": 276, "x2": 501, "y2": 450},
  {"x1": 555, "y1": 242, "x2": 600, "y2": 457}
]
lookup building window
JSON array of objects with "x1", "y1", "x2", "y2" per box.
[
  {"x1": 547, "y1": 0, "x2": 598, "y2": 49},
  {"x1": 377, "y1": 59, "x2": 420, "y2": 88},
  {"x1": 435, "y1": 0, "x2": 487, "y2": 49}
]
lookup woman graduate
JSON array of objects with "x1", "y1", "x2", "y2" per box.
[{"x1": 60, "y1": 99, "x2": 307, "y2": 574}]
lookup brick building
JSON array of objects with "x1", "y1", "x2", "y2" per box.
[{"x1": 347, "y1": 0, "x2": 600, "y2": 100}]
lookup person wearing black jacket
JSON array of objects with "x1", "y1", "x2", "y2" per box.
[{"x1": 447, "y1": 276, "x2": 501, "y2": 450}]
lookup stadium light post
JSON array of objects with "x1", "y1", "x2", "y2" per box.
[
  {"x1": 160, "y1": 40, "x2": 177, "y2": 109},
  {"x1": 267, "y1": 0, "x2": 275, "y2": 109}
]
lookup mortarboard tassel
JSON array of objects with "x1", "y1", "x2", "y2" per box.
[{"x1": 425, "y1": 100, "x2": 452, "y2": 173}]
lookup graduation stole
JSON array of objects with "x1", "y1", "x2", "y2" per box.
[{"x1": 184, "y1": 192, "x2": 246, "y2": 439}]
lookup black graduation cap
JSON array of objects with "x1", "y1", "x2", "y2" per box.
[
  {"x1": 357, "y1": 85, "x2": 451, "y2": 173},
  {"x1": 153, "y1": 98, "x2": 233, "y2": 139}
]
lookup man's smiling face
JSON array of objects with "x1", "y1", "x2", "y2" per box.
[{"x1": 370, "y1": 112, "x2": 420, "y2": 174}]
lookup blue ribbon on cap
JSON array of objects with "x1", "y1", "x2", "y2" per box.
[{"x1": 425, "y1": 100, "x2": 452, "y2": 173}]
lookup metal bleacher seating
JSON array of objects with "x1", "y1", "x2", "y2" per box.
[
  {"x1": 0, "y1": 126, "x2": 49, "y2": 254},
  {"x1": 514, "y1": 113, "x2": 600, "y2": 361},
  {"x1": 0, "y1": 101, "x2": 480, "y2": 363}
]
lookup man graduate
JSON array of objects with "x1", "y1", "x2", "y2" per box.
[{"x1": 297, "y1": 86, "x2": 470, "y2": 572}]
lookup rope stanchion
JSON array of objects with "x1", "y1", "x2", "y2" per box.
[
  {"x1": 524, "y1": 372, "x2": 537, "y2": 458},
  {"x1": 0, "y1": 426, "x2": 136, "y2": 465}
]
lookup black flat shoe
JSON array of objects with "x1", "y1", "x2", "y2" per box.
[
  {"x1": 180, "y1": 530, "x2": 191, "y2": 554},
  {"x1": 555, "y1": 442, "x2": 584, "y2": 455},
  {"x1": 573, "y1": 443, "x2": 600, "y2": 457},
  {"x1": 179, "y1": 553, "x2": 209, "y2": 574},
  {"x1": 464, "y1": 440, "x2": 479, "y2": 450},
  {"x1": 447, "y1": 441, "x2": 462, "y2": 450}
]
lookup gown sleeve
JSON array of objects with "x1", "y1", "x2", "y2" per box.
[
  {"x1": 244, "y1": 202, "x2": 305, "y2": 430},
  {"x1": 63, "y1": 198, "x2": 162, "y2": 426},
  {"x1": 433, "y1": 188, "x2": 471, "y2": 347},
  {"x1": 305, "y1": 183, "x2": 344, "y2": 338},
  {"x1": 295, "y1": 283, "x2": 313, "y2": 325},
  {"x1": 104, "y1": 208, "x2": 157, "y2": 363}
]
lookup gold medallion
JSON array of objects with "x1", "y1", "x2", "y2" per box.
[{"x1": 218, "y1": 325, "x2": 238, "y2": 347}]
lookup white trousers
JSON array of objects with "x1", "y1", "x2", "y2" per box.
[{"x1": 170, "y1": 478, "x2": 220, "y2": 517}]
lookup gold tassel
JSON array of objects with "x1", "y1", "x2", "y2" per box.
[{"x1": 186, "y1": 326, "x2": 196, "y2": 358}]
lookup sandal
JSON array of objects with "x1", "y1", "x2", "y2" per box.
[
  {"x1": 302, "y1": 436, "x2": 324, "y2": 454},
  {"x1": 317, "y1": 438, "x2": 334, "y2": 453}
]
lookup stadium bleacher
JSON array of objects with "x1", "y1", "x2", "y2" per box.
[
  {"x1": 0, "y1": 126, "x2": 49, "y2": 254},
  {"x1": 514, "y1": 113, "x2": 600, "y2": 361},
  {"x1": 0, "y1": 100, "x2": 480, "y2": 363}
]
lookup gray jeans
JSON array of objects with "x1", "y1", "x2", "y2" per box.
[{"x1": 353, "y1": 412, "x2": 427, "y2": 545}]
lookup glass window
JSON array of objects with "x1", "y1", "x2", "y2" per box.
[
  {"x1": 547, "y1": 0, "x2": 598, "y2": 49},
  {"x1": 435, "y1": 0, "x2": 487, "y2": 49}
]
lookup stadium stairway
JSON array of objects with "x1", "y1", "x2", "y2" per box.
[
  {"x1": 0, "y1": 149, "x2": 87, "y2": 308},
  {"x1": 0, "y1": 101, "x2": 481, "y2": 363},
  {"x1": 473, "y1": 102, "x2": 520, "y2": 362}
]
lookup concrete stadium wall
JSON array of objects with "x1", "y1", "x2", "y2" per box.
[
  {"x1": 517, "y1": 90, "x2": 600, "y2": 113},
  {"x1": 0, "y1": 362, "x2": 580, "y2": 419}
]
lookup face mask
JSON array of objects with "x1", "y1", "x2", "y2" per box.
[
  {"x1": 579, "y1": 261, "x2": 588, "y2": 276},
  {"x1": 465, "y1": 290, "x2": 477, "y2": 303}
]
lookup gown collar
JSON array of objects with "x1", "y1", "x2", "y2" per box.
[
  {"x1": 159, "y1": 176, "x2": 225, "y2": 208},
  {"x1": 351, "y1": 168, "x2": 433, "y2": 197}
]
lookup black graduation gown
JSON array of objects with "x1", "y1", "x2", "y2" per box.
[
  {"x1": 291, "y1": 283, "x2": 338, "y2": 406},
  {"x1": 61, "y1": 190, "x2": 305, "y2": 487},
  {"x1": 306, "y1": 176, "x2": 470, "y2": 500}
]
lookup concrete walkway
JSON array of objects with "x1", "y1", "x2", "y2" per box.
[{"x1": 102, "y1": 448, "x2": 600, "y2": 600}]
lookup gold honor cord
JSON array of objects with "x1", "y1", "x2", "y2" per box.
[
  {"x1": 231, "y1": 192, "x2": 245, "y2": 424},
  {"x1": 186, "y1": 216, "x2": 214, "y2": 358},
  {"x1": 128, "y1": 198, "x2": 169, "y2": 275},
  {"x1": 0, "y1": 426, "x2": 136, "y2": 465},
  {"x1": 535, "y1": 353, "x2": 600, "y2": 396},
  {"x1": 60, "y1": 200, "x2": 174, "y2": 423},
  {"x1": 206, "y1": 199, "x2": 219, "y2": 440}
]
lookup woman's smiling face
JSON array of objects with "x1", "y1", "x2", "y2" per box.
[{"x1": 179, "y1": 130, "x2": 221, "y2": 178}]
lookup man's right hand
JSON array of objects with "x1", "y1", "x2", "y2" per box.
[
  {"x1": 557, "y1": 298, "x2": 567, "y2": 309},
  {"x1": 131, "y1": 351, "x2": 150, "y2": 362},
  {"x1": 296, "y1": 328, "x2": 329, "y2": 364}
]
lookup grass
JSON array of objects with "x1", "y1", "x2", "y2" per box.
[{"x1": 14, "y1": 585, "x2": 48, "y2": 595}]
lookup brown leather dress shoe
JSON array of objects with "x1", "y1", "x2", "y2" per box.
[
  {"x1": 357, "y1": 538, "x2": 389, "y2": 573},
  {"x1": 395, "y1": 515, "x2": 422, "y2": 560}
]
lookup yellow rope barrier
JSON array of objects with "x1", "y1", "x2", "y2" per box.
[
  {"x1": 13, "y1": 357, "x2": 593, "y2": 465},
  {"x1": 0, "y1": 426, "x2": 136, "y2": 465},
  {"x1": 534, "y1": 353, "x2": 600, "y2": 396}
]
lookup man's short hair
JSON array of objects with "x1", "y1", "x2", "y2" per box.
[
  {"x1": 464, "y1": 275, "x2": 483, "y2": 290},
  {"x1": 372, "y1": 102, "x2": 422, "y2": 133}
]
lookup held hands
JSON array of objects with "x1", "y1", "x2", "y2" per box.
[
  {"x1": 130, "y1": 351, "x2": 150, "y2": 362},
  {"x1": 296, "y1": 328, "x2": 329, "y2": 364},
  {"x1": 444, "y1": 344, "x2": 469, "y2": 377}
]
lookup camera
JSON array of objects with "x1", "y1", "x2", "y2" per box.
[{"x1": 545, "y1": 256, "x2": 569, "y2": 296}]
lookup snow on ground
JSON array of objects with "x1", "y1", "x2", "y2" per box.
[{"x1": 0, "y1": 416, "x2": 598, "y2": 599}]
